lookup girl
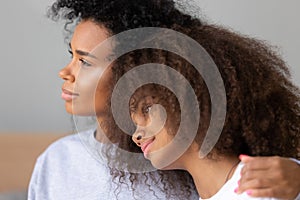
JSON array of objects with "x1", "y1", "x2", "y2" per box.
[{"x1": 129, "y1": 24, "x2": 300, "y2": 199}]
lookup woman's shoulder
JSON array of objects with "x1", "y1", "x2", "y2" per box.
[{"x1": 37, "y1": 129, "x2": 95, "y2": 163}]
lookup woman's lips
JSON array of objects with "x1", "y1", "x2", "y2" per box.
[
  {"x1": 61, "y1": 88, "x2": 79, "y2": 101},
  {"x1": 141, "y1": 138, "x2": 155, "y2": 157}
]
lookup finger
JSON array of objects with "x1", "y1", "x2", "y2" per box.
[
  {"x1": 241, "y1": 164, "x2": 272, "y2": 180},
  {"x1": 239, "y1": 154, "x2": 254, "y2": 163},
  {"x1": 240, "y1": 165, "x2": 287, "y2": 189},
  {"x1": 241, "y1": 156, "x2": 293, "y2": 179},
  {"x1": 237, "y1": 177, "x2": 271, "y2": 194},
  {"x1": 240, "y1": 164, "x2": 277, "y2": 180},
  {"x1": 240, "y1": 155, "x2": 278, "y2": 167},
  {"x1": 242, "y1": 188, "x2": 297, "y2": 199},
  {"x1": 243, "y1": 188, "x2": 278, "y2": 198},
  {"x1": 240, "y1": 156, "x2": 284, "y2": 174}
]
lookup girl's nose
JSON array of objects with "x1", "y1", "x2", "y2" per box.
[{"x1": 132, "y1": 129, "x2": 145, "y2": 147}]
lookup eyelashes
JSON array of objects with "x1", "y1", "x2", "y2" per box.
[
  {"x1": 142, "y1": 104, "x2": 152, "y2": 115},
  {"x1": 67, "y1": 49, "x2": 92, "y2": 67},
  {"x1": 68, "y1": 49, "x2": 73, "y2": 58},
  {"x1": 79, "y1": 58, "x2": 92, "y2": 67}
]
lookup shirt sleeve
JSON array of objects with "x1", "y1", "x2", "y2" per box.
[
  {"x1": 27, "y1": 155, "x2": 44, "y2": 200},
  {"x1": 290, "y1": 158, "x2": 300, "y2": 200}
]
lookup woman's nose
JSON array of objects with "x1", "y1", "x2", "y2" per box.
[{"x1": 58, "y1": 64, "x2": 75, "y2": 82}]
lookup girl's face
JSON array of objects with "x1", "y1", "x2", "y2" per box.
[
  {"x1": 131, "y1": 87, "x2": 188, "y2": 170},
  {"x1": 59, "y1": 20, "x2": 114, "y2": 118}
]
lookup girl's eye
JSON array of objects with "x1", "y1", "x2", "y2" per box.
[
  {"x1": 142, "y1": 105, "x2": 152, "y2": 114},
  {"x1": 79, "y1": 58, "x2": 92, "y2": 67}
]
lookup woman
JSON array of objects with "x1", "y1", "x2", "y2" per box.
[{"x1": 28, "y1": 0, "x2": 300, "y2": 199}]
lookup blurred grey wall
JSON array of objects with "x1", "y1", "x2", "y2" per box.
[
  {"x1": 0, "y1": 0, "x2": 299, "y2": 133},
  {"x1": 195, "y1": 0, "x2": 300, "y2": 85},
  {"x1": 0, "y1": 0, "x2": 72, "y2": 132}
]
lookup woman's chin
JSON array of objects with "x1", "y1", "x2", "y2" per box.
[{"x1": 64, "y1": 104, "x2": 100, "y2": 116}]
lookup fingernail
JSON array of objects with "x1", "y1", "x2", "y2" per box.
[
  {"x1": 239, "y1": 154, "x2": 248, "y2": 160},
  {"x1": 246, "y1": 190, "x2": 252, "y2": 195},
  {"x1": 234, "y1": 188, "x2": 238, "y2": 193}
]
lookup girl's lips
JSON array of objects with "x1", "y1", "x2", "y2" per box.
[
  {"x1": 61, "y1": 89, "x2": 79, "y2": 101},
  {"x1": 141, "y1": 138, "x2": 155, "y2": 156}
]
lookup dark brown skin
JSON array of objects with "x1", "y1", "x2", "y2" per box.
[{"x1": 238, "y1": 155, "x2": 300, "y2": 199}]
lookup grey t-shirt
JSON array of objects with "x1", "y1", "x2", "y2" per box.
[{"x1": 28, "y1": 129, "x2": 198, "y2": 200}]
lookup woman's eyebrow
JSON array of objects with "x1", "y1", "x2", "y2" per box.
[
  {"x1": 75, "y1": 49, "x2": 98, "y2": 59},
  {"x1": 69, "y1": 42, "x2": 98, "y2": 59}
]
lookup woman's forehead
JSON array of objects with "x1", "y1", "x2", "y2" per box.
[{"x1": 71, "y1": 20, "x2": 109, "y2": 51}]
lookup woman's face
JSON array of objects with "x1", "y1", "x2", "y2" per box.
[{"x1": 59, "y1": 20, "x2": 114, "y2": 117}]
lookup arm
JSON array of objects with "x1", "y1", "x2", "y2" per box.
[
  {"x1": 28, "y1": 156, "x2": 42, "y2": 200},
  {"x1": 236, "y1": 155, "x2": 300, "y2": 199}
]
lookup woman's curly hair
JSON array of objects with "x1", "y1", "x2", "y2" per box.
[{"x1": 49, "y1": 0, "x2": 300, "y2": 199}]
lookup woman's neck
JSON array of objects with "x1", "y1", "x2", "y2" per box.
[
  {"x1": 95, "y1": 125, "x2": 111, "y2": 144},
  {"x1": 181, "y1": 152, "x2": 239, "y2": 199}
]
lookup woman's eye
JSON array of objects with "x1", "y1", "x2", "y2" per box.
[
  {"x1": 68, "y1": 50, "x2": 73, "y2": 58},
  {"x1": 79, "y1": 58, "x2": 92, "y2": 67}
]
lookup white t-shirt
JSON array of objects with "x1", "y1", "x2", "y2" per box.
[
  {"x1": 28, "y1": 129, "x2": 198, "y2": 200},
  {"x1": 199, "y1": 162, "x2": 299, "y2": 200}
]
